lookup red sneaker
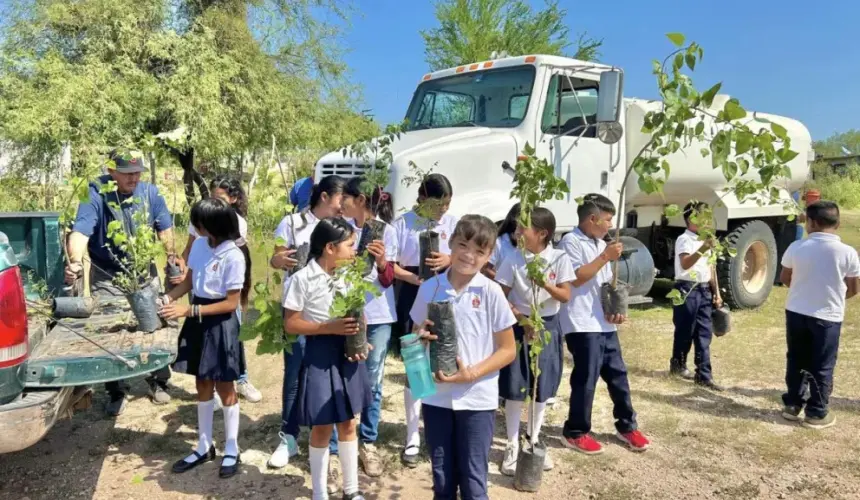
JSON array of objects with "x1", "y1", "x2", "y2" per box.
[
  {"x1": 562, "y1": 435, "x2": 603, "y2": 455},
  {"x1": 617, "y1": 430, "x2": 650, "y2": 452}
]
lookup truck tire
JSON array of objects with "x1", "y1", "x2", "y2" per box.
[{"x1": 717, "y1": 220, "x2": 778, "y2": 309}]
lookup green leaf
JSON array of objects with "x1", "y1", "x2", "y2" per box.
[
  {"x1": 700, "y1": 148, "x2": 710, "y2": 158},
  {"x1": 664, "y1": 204, "x2": 681, "y2": 217},
  {"x1": 736, "y1": 132, "x2": 754, "y2": 155},
  {"x1": 275, "y1": 237, "x2": 287, "y2": 247},
  {"x1": 695, "y1": 121, "x2": 705, "y2": 136},
  {"x1": 666, "y1": 33, "x2": 686, "y2": 47},
  {"x1": 771, "y1": 122, "x2": 788, "y2": 140},
  {"x1": 723, "y1": 99, "x2": 747, "y2": 121},
  {"x1": 685, "y1": 53, "x2": 696, "y2": 71},
  {"x1": 777, "y1": 147, "x2": 799, "y2": 163},
  {"x1": 673, "y1": 53, "x2": 684, "y2": 71},
  {"x1": 727, "y1": 247, "x2": 738, "y2": 258},
  {"x1": 661, "y1": 160, "x2": 671, "y2": 177},
  {"x1": 666, "y1": 288, "x2": 684, "y2": 306},
  {"x1": 702, "y1": 82, "x2": 722, "y2": 107}
]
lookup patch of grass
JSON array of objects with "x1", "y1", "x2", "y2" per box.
[
  {"x1": 719, "y1": 480, "x2": 761, "y2": 498},
  {"x1": 591, "y1": 482, "x2": 638, "y2": 500},
  {"x1": 788, "y1": 477, "x2": 843, "y2": 498}
]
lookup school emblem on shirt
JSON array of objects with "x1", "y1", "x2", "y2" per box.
[
  {"x1": 212, "y1": 262, "x2": 219, "y2": 272},
  {"x1": 441, "y1": 231, "x2": 448, "y2": 240},
  {"x1": 472, "y1": 295, "x2": 481, "y2": 308},
  {"x1": 549, "y1": 271, "x2": 557, "y2": 281}
]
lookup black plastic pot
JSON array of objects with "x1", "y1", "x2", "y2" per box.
[
  {"x1": 52, "y1": 297, "x2": 96, "y2": 319},
  {"x1": 513, "y1": 441, "x2": 547, "y2": 492},
  {"x1": 164, "y1": 261, "x2": 182, "y2": 292},
  {"x1": 428, "y1": 301, "x2": 458, "y2": 376},
  {"x1": 358, "y1": 220, "x2": 386, "y2": 277},
  {"x1": 345, "y1": 309, "x2": 368, "y2": 358},
  {"x1": 419, "y1": 231, "x2": 440, "y2": 281},
  {"x1": 126, "y1": 285, "x2": 161, "y2": 333},
  {"x1": 713, "y1": 305, "x2": 732, "y2": 337},
  {"x1": 290, "y1": 242, "x2": 311, "y2": 275},
  {"x1": 600, "y1": 282, "x2": 630, "y2": 317}
]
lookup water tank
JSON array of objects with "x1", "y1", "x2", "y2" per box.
[{"x1": 615, "y1": 236, "x2": 655, "y2": 297}]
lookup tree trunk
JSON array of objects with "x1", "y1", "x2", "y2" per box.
[
  {"x1": 148, "y1": 152, "x2": 157, "y2": 185},
  {"x1": 177, "y1": 148, "x2": 208, "y2": 206}
]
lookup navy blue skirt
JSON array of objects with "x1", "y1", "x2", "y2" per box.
[
  {"x1": 499, "y1": 314, "x2": 562, "y2": 403},
  {"x1": 172, "y1": 296, "x2": 246, "y2": 381},
  {"x1": 296, "y1": 334, "x2": 372, "y2": 426}
]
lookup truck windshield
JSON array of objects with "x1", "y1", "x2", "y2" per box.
[{"x1": 404, "y1": 66, "x2": 536, "y2": 130}]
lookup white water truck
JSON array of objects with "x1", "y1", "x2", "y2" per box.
[{"x1": 315, "y1": 54, "x2": 813, "y2": 309}]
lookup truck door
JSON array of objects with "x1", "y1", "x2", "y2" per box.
[{"x1": 535, "y1": 71, "x2": 616, "y2": 230}]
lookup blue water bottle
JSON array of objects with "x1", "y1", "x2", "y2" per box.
[{"x1": 400, "y1": 333, "x2": 437, "y2": 400}]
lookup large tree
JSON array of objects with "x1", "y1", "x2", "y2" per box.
[
  {"x1": 814, "y1": 130, "x2": 860, "y2": 158},
  {"x1": 420, "y1": 0, "x2": 602, "y2": 71}
]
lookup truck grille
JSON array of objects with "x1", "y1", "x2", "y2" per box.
[{"x1": 318, "y1": 163, "x2": 369, "y2": 178}]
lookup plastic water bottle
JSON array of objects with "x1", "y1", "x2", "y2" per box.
[{"x1": 400, "y1": 333, "x2": 437, "y2": 400}]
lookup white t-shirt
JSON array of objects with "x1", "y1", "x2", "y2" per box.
[
  {"x1": 274, "y1": 210, "x2": 319, "y2": 249},
  {"x1": 187, "y1": 238, "x2": 246, "y2": 299},
  {"x1": 282, "y1": 259, "x2": 344, "y2": 323},
  {"x1": 392, "y1": 211, "x2": 459, "y2": 267},
  {"x1": 559, "y1": 228, "x2": 615, "y2": 333},
  {"x1": 351, "y1": 218, "x2": 399, "y2": 325},
  {"x1": 782, "y1": 232, "x2": 860, "y2": 322},
  {"x1": 495, "y1": 245, "x2": 575, "y2": 317},
  {"x1": 410, "y1": 271, "x2": 516, "y2": 411},
  {"x1": 189, "y1": 213, "x2": 248, "y2": 247},
  {"x1": 489, "y1": 234, "x2": 518, "y2": 269},
  {"x1": 674, "y1": 230, "x2": 712, "y2": 283}
]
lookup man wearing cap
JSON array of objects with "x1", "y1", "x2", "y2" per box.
[{"x1": 64, "y1": 149, "x2": 182, "y2": 416}]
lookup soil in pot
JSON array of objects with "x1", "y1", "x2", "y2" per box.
[
  {"x1": 126, "y1": 285, "x2": 161, "y2": 333},
  {"x1": 345, "y1": 309, "x2": 368, "y2": 358},
  {"x1": 290, "y1": 242, "x2": 311, "y2": 275},
  {"x1": 600, "y1": 282, "x2": 630, "y2": 317},
  {"x1": 713, "y1": 305, "x2": 732, "y2": 336},
  {"x1": 357, "y1": 220, "x2": 386, "y2": 277},
  {"x1": 513, "y1": 440, "x2": 547, "y2": 492},
  {"x1": 52, "y1": 297, "x2": 97, "y2": 319},
  {"x1": 427, "y1": 301, "x2": 458, "y2": 376},
  {"x1": 419, "y1": 231, "x2": 440, "y2": 281}
]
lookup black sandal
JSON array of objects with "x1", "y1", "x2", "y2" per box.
[
  {"x1": 172, "y1": 445, "x2": 216, "y2": 473},
  {"x1": 400, "y1": 445, "x2": 420, "y2": 468},
  {"x1": 219, "y1": 453, "x2": 241, "y2": 478}
]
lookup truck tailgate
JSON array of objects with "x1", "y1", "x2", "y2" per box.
[{"x1": 24, "y1": 298, "x2": 180, "y2": 388}]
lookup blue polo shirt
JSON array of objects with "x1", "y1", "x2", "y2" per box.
[
  {"x1": 289, "y1": 177, "x2": 313, "y2": 212},
  {"x1": 72, "y1": 175, "x2": 173, "y2": 274}
]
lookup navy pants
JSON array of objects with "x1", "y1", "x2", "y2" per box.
[
  {"x1": 281, "y1": 335, "x2": 307, "y2": 437},
  {"x1": 423, "y1": 404, "x2": 494, "y2": 500},
  {"x1": 563, "y1": 331, "x2": 637, "y2": 439},
  {"x1": 782, "y1": 311, "x2": 842, "y2": 418},
  {"x1": 671, "y1": 282, "x2": 714, "y2": 382}
]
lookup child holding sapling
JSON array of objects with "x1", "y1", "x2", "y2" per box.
[
  {"x1": 159, "y1": 198, "x2": 250, "y2": 479},
  {"x1": 670, "y1": 202, "x2": 724, "y2": 391},
  {"x1": 282, "y1": 217, "x2": 372, "y2": 500},
  {"x1": 494, "y1": 207, "x2": 574, "y2": 475},
  {"x1": 411, "y1": 215, "x2": 517, "y2": 499},
  {"x1": 484, "y1": 203, "x2": 521, "y2": 280},
  {"x1": 391, "y1": 172, "x2": 459, "y2": 467},
  {"x1": 559, "y1": 194, "x2": 650, "y2": 455}
]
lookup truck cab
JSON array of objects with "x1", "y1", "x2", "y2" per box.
[{"x1": 315, "y1": 54, "x2": 811, "y2": 309}]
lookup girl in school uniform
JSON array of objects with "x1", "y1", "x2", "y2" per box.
[
  {"x1": 282, "y1": 217, "x2": 372, "y2": 500},
  {"x1": 391, "y1": 172, "x2": 459, "y2": 467},
  {"x1": 159, "y1": 197, "x2": 249, "y2": 479},
  {"x1": 335, "y1": 176, "x2": 398, "y2": 477},
  {"x1": 268, "y1": 174, "x2": 347, "y2": 473},
  {"x1": 494, "y1": 207, "x2": 574, "y2": 476},
  {"x1": 484, "y1": 203, "x2": 521, "y2": 279}
]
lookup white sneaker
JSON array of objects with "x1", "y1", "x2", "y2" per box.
[
  {"x1": 543, "y1": 450, "x2": 554, "y2": 471},
  {"x1": 267, "y1": 432, "x2": 299, "y2": 469},
  {"x1": 237, "y1": 380, "x2": 263, "y2": 403},
  {"x1": 500, "y1": 442, "x2": 518, "y2": 476}
]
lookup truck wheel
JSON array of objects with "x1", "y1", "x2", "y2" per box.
[{"x1": 717, "y1": 220, "x2": 778, "y2": 309}]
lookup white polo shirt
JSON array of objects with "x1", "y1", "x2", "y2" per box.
[
  {"x1": 489, "y1": 234, "x2": 518, "y2": 269},
  {"x1": 282, "y1": 259, "x2": 345, "y2": 323},
  {"x1": 674, "y1": 230, "x2": 712, "y2": 283},
  {"x1": 274, "y1": 210, "x2": 319, "y2": 249},
  {"x1": 392, "y1": 211, "x2": 459, "y2": 267},
  {"x1": 559, "y1": 228, "x2": 615, "y2": 333},
  {"x1": 495, "y1": 246, "x2": 575, "y2": 317},
  {"x1": 189, "y1": 213, "x2": 248, "y2": 247},
  {"x1": 188, "y1": 238, "x2": 246, "y2": 299},
  {"x1": 782, "y1": 232, "x2": 860, "y2": 322},
  {"x1": 410, "y1": 271, "x2": 516, "y2": 411},
  {"x1": 351, "y1": 218, "x2": 399, "y2": 325}
]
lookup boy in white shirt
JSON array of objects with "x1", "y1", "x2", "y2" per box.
[
  {"x1": 411, "y1": 214, "x2": 517, "y2": 500},
  {"x1": 780, "y1": 201, "x2": 860, "y2": 429},
  {"x1": 671, "y1": 202, "x2": 723, "y2": 391}
]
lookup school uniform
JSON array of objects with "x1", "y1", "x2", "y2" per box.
[
  {"x1": 410, "y1": 271, "x2": 516, "y2": 500},
  {"x1": 190, "y1": 213, "x2": 248, "y2": 247},
  {"x1": 172, "y1": 238, "x2": 246, "y2": 381},
  {"x1": 495, "y1": 246, "x2": 574, "y2": 403},
  {"x1": 559, "y1": 228, "x2": 637, "y2": 439},
  {"x1": 781, "y1": 233, "x2": 860, "y2": 418},
  {"x1": 489, "y1": 234, "x2": 517, "y2": 270},
  {"x1": 282, "y1": 259, "x2": 372, "y2": 426},
  {"x1": 392, "y1": 210, "x2": 459, "y2": 340},
  {"x1": 671, "y1": 230, "x2": 715, "y2": 381}
]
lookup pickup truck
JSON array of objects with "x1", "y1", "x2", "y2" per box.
[{"x1": 0, "y1": 213, "x2": 180, "y2": 454}]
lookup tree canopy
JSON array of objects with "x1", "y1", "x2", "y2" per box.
[
  {"x1": 814, "y1": 129, "x2": 860, "y2": 158},
  {"x1": 420, "y1": 0, "x2": 602, "y2": 71}
]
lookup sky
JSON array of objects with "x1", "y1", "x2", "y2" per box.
[{"x1": 341, "y1": 0, "x2": 859, "y2": 141}]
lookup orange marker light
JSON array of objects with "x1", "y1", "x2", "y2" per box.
[
  {"x1": 524, "y1": 56, "x2": 536, "y2": 63},
  {"x1": 456, "y1": 66, "x2": 466, "y2": 73},
  {"x1": 483, "y1": 61, "x2": 494, "y2": 69},
  {"x1": 469, "y1": 64, "x2": 479, "y2": 70},
  {"x1": 423, "y1": 74, "x2": 432, "y2": 81}
]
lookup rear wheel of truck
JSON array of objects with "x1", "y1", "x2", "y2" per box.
[{"x1": 717, "y1": 220, "x2": 778, "y2": 310}]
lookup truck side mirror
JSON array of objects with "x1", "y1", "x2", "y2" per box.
[{"x1": 597, "y1": 70, "x2": 623, "y2": 123}]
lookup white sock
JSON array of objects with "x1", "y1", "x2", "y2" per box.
[
  {"x1": 505, "y1": 400, "x2": 524, "y2": 446},
  {"x1": 404, "y1": 388, "x2": 421, "y2": 454},
  {"x1": 527, "y1": 401, "x2": 548, "y2": 445},
  {"x1": 339, "y1": 440, "x2": 359, "y2": 495},
  {"x1": 185, "y1": 398, "x2": 216, "y2": 463},
  {"x1": 222, "y1": 402, "x2": 240, "y2": 467},
  {"x1": 309, "y1": 445, "x2": 330, "y2": 500}
]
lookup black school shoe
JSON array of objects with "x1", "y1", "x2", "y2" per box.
[
  {"x1": 694, "y1": 378, "x2": 725, "y2": 392},
  {"x1": 400, "y1": 446, "x2": 420, "y2": 468},
  {"x1": 343, "y1": 492, "x2": 366, "y2": 500},
  {"x1": 172, "y1": 446, "x2": 216, "y2": 473},
  {"x1": 219, "y1": 453, "x2": 242, "y2": 479}
]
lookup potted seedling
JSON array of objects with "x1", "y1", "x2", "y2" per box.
[
  {"x1": 401, "y1": 160, "x2": 445, "y2": 281},
  {"x1": 330, "y1": 256, "x2": 381, "y2": 358}
]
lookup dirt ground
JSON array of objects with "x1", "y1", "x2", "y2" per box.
[{"x1": 4, "y1": 214, "x2": 860, "y2": 500}]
